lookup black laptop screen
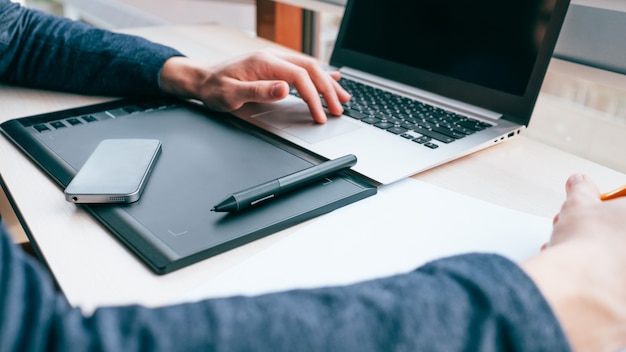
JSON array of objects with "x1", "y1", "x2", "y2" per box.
[{"x1": 330, "y1": 0, "x2": 569, "y2": 124}]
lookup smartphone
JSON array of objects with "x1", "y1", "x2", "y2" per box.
[{"x1": 65, "y1": 139, "x2": 161, "y2": 204}]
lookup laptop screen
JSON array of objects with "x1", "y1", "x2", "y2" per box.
[{"x1": 330, "y1": 0, "x2": 570, "y2": 124}]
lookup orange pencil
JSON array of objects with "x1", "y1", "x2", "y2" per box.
[{"x1": 600, "y1": 185, "x2": 626, "y2": 201}]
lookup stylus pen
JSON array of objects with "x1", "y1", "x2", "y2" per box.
[
  {"x1": 600, "y1": 185, "x2": 626, "y2": 201},
  {"x1": 211, "y1": 154, "x2": 358, "y2": 213}
]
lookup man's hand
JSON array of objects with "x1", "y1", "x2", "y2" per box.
[
  {"x1": 159, "y1": 49, "x2": 351, "y2": 124},
  {"x1": 522, "y1": 174, "x2": 626, "y2": 352}
]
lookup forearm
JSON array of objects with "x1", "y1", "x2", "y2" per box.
[
  {"x1": 82, "y1": 254, "x2": 570, "y2": 351},
  {"x1": 0, "y1": 221, "x2": 568, "y2": 352},
  {"x1": 0, "y1": 1, "x2": 182, "y2": 96}
]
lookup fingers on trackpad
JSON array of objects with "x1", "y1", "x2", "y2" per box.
[{"x1": 252, "y1": 104, "x2": 361, "y2": 144}]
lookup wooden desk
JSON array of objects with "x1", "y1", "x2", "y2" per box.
[{"x1": 1, "y1": 24, "x2": 625, "y2": 313}]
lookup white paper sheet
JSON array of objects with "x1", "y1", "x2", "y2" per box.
[{"x1": 178, "y1": 178, "x2": 553, "y2": 302}]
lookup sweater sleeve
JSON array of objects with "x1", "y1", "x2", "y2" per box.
[
  {"x1": 0, "y1": 224, "x2": 570, "y2": 351},
  {"x1": 0, "y1": 0, "x2": 182, "y2": 96}
]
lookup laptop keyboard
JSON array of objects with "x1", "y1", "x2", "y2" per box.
[{"x1": 291, "y1": 78, "x2": 493, "y2": 149}]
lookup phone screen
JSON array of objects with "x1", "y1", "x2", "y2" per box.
[{"x1": 64, "y1": 139, "x2": 161, "y2": 203}]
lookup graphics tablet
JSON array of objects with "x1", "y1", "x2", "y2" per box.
[{"x1": 1, "y1": 98, "x2": 376, "y2": 274}]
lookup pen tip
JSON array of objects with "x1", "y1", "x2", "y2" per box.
[{"x1": 210, "y1": 208, "x2": 215, "y2": 212}]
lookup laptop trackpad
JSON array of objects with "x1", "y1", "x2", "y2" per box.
[{"x1": 252, "y1": 103, "x2": 361, "y2": 144}]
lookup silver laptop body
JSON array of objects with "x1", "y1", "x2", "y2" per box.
[{"x1": 233, "y1": 0, "x2": 571, "y2": 185}]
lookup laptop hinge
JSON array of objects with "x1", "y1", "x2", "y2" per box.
[{"x1": 340, "y1": 67, "x2": 503, "y2": 121}]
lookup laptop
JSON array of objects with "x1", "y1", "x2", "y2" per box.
[{"x1": 233, "y1": 0, "x2": 571, "y2": 185}]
